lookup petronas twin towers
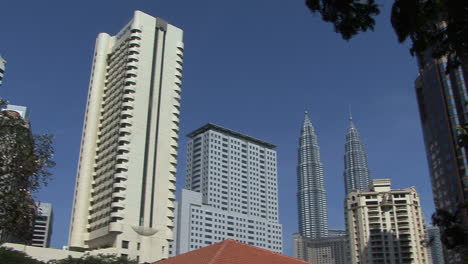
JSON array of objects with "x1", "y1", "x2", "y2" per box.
[{"x1": 297, "y1": 112, "x2": 371, "y2": 238}]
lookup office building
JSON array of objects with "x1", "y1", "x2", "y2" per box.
[
  {"x1": 297, "y1": 112, "x2": 328, "y2": 238},
  {"x1": 345, "y1": 179, "x2": 429, "y2": 264},
  {"x1": 68, "y1": 11, "x2": 184, "y2": 262},
  {"x1": 344, "y1": 115, "x2": 371, "y2": 195},
  {"x1": 415, "y1": 52, "x2": 468, "y2": 264},
  {"x1": 0, "y1": 56, "x2": 5, "y2": 86},
  {"x1": 293, "y1": 233, "x2": 347, "y2": 264},
  {"x1": 426, "y1": 226, "x2": 445, "y2": 264},
  {"x1": 32, "y1": 202, "x2": 53, "y2": 248},
  {"x1": 174, "y1": 124, "x2": 283, "y2": 255}
]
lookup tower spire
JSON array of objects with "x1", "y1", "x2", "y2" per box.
[{"x1": 343, "y1": 117, "x2": 371, "y2": 195}]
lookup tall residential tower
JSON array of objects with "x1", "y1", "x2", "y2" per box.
[
  {"x1": 68, "y1": 11, "x2": 184, "y2": 262},
  {"x1": 343, "y1": 116, "x2": 371, "y2": 195},
  {"x1": 345, "y1": 179, "x2": 429, "y2": 264},
  {"x1": 174, "y1": 124, "x2": 283, "y2": 254},
  {"x1": 297, "y1": 112, "x2": 328, "y2": 239}
]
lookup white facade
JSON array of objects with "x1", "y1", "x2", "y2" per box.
[
  {"x1": 32, "y1": 202, "x2": 53, "y2": 248},
  {"x1": 175, "y1": 124, "x2": 283, "y2": 255},
  {"x1": 0, "y1": 56, "x2": 5, "y2": 86},
  {"x1": 68, "y1": 10, "x2": 183, "y2": 263},
  {"x1": 345, "y1": 179, "x2": 429, "y2": 264}
]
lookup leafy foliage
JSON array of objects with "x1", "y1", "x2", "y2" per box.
[
  {"x1": 0, "y1": 247, "x2": 45, "y2": 264},
  {"x1": 0, "y1": 98, "x2": 55, "y2": 243},
  {"x1": 305, "y1": 0, "x2": 380, "y2": 40},
  {"x1": 432, "y1": 201, "x2": 468, "y2": 261},
  {"x1": 47, "y1": 254, "x2": 138, "y2": 264},
  {"x1": 305, "y1": 0, "x2": 468, "y2": 66}
]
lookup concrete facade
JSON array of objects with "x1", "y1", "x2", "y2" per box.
[
  {"x1": 32, "y1": 202, "x2": 53, "y2": 248},
  {"x1": 174, "y1": 124, "x2": 283, "y2": 255},
  {"x1": 345, "y1": 179, "x2": 429, "y2": 264},
  {"x1": 2, "y1": 243, "x2": 84, "y2": 262},
  {"x1": 68, "y1": 10, "x2": 183, "y2": 263}
]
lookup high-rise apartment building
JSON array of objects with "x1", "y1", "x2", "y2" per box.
[
  {"x1": 426, "y1": 226, "x2": 445, "y2": 264},
  {"x1": 293, "y1": 233, "x2": 347, "y2": 264},
  {"x1": 344, "y1": 116, "x2": 371, "y2": 195},
  {"x1": 68, "y1": 11, "x2": 184, "y2": 262},
  {"x1": 174, "y1": 124, "x2": 283, "y2": 255},
  {"x1": 297, "y1": 112, "x2": 328, "y2": 239},
  {"x1": 345, "y1": 179, "x2": 429, "y2": 264},
  {"x1": 415, "y1": 52, "x2": 467, "y2": 264},
  {"x1": 32, "y1": 202, "x2": 53, "y2": 248},
  {"x1": 0, "y1": 56, "x2": 6, "y2": 86}
]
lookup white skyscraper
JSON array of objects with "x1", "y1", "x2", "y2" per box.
[
  {"x1": 68, "y1": 11, "x2": 184, "y2": 263},
  {"x1": 345, "y1": 179, "x2": 429, "y2": 264},
  {"x1": 174, "y1": 124, "x2": 283, "y2": 255}
]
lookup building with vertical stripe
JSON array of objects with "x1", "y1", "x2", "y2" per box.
[{"x1": 68, "y1": 11, "x2": 184, "y2": 262}]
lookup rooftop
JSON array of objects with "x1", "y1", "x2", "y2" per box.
[
  {"x1": 187, "y1": 123, "x2": 276, "y2": 149},
  {"x1": 154, "y1": 239, "x2": 312, "y2": 264}
]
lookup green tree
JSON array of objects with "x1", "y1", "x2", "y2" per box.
[
  {"x1": 47, "y1": 254, "x2": 138, "y2": 264},
  {"x1": 305, "y1": 0, "x2": 468, "y2": 67},
  {"x1": 0, "y1": 98, "x2": 55, "y2": 243},
  {"x1": 0, "y1": 247, "x2": 45, "y2": 264}
]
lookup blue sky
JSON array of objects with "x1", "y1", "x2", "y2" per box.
[{"x1": 1, "y1": 0, "x2": 434, "y2": 256}]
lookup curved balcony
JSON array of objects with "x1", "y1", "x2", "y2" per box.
[
  {"x1": 122, "y1": 102, "x2": 134, "y2": 109},
  {"x1": 115, "y1": 163, "x2": 128, "y2": 171},
  {"x1": 126, "y1": 69, "x2": 138, "y2": 76},
  {"x1": 111, "y1": 210, "x2": 125, "y2": 219},
  {"x1": 166, "y1": 219, "x2": 174, "y2": 228},
  {"x1": 126, "y1": 61, "x2": 138, "y2": 68},
  {"x1": 114, "y1": 172, "x2": 127, "y2": 181},
  {"x1": 116, "y1": 154, "x2": 129, "y2": 163},
  {"x1": 128, "y1": 46, "x2": 140, "y2": 53},
  {"x1": 128, "y1": 54, "x2": 139, "y2": 61},
  {"x1": 119, "y1": 118, "x2": 132, "y2": 126},
  {"x1": 128, "y1": 35, "x2": 141, "y2": 45},
  {"x1": 119, "y1": 126, "x2": 132, "y2": 134},
  {"x1": 113, "y1": 181, "x2": 127, "y2": 189},
  {"x1": 117, "y1": 144, "x2": 130, "y2": 152},
  {"x1": 125, "y1": 77, "x2": 137, "y2": 84},
  {"x1": 121, "y1": 110, "x2": 133, "y2": 117},
  {"x1": 112, "y1": 191, "x2": 126, "y2": 199},
  {"x1": 119, "y1": 135, "x2": 131, "y2": 144},
  {"x1": 111, "y1": 201, "x2": 125, "y2": 209},
  {"x1": 123, "y1": 93, "x2": 135, "y2": 101}
]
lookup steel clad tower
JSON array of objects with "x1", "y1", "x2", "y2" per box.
[
  {"x1": 297, "y1": 111, "x2": 328, "y2": 238},
  {"x1": 343, "y1": 116, "x2": 371, "y2": 195}
]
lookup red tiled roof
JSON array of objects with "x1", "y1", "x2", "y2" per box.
[{"x1": 154, "y1": 239, "x2": 313, "y2": 264}]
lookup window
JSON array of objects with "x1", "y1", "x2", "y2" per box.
[{"x1": 122, "y1": 240, "x2": 129, "y2": 249}]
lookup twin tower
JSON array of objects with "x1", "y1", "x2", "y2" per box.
[{"x1": 297, "y1": 112, "x2": 371, "y2": 239}]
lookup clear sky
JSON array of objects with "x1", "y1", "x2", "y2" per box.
[{"x1": 0, "y1": 0, "x2": 434, "y2": 256}]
